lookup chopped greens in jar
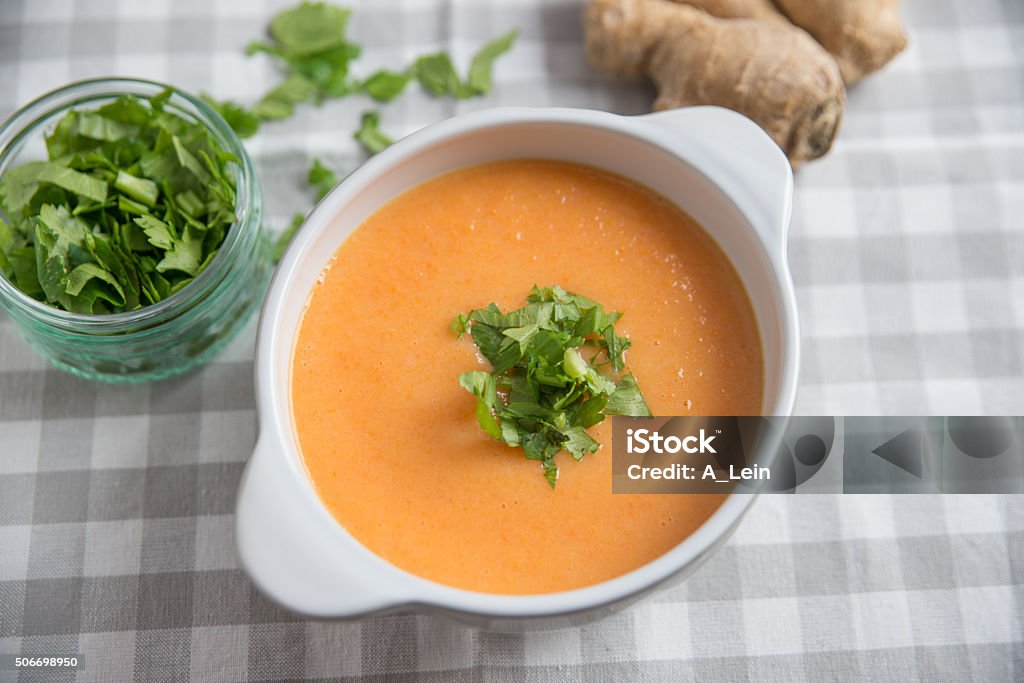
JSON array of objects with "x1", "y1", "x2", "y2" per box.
[{"x1": 0, "y1": 89, "x2": 240, "y2": 314}]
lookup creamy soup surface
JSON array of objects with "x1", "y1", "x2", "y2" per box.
[{"x1": 291, "y1": 160, "x2": 763, "y2": 594}]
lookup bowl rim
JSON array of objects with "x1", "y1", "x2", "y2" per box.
[
  {"x1": 244, "y1": 105, "x2": 800, "y2": 620},
  {"x1": 0, "y1": 77, "x2": 258, "y2": 331}
]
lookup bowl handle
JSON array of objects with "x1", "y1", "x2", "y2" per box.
[
  {"x1": 638, "y1": 106, "x2": 794, "y2": 254},
  {"x1": 236, "y1": 431, "x2": 411, "y2": 618}
]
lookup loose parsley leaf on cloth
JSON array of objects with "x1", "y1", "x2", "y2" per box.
[
  {"x1": 252, "y1": 73, "x2": 319, "y2": 121},
  {"x1": 272, "y1": 213, "x2": 306, "y2": 263},
  {"x1": 353, "y1": 111, "x2": 394, "y2": 155},
  {"x1": 0, "y1": 89, "x2": 239, "y2": 314},
  {"x1": 411, "y1": 30, "x2": 520, "y2": 99},
  {"x1": 412, "y1": 53, "x2": 465, "y2": 97},
  {"x1": 268, "y1": 0, "x2": 353, "y2": 57},
  {"x1": 270, "y1": 156, "x2": 340, "y2": 264},
  {"x1": 466, "y1": 30, "x2": 519, "y2": 95},
  {"x1": 453, "y1": 285, "x2": 651, "y2": 489},
  {"x1": 247, "y1": 2, "x2": 361, "y2": 112},
  {"x1": 201, "y1": 94, "x2": 261, "y2": 139},
  {"x1": 360, "y1": 70, "x2": 412, "y2": 102},
  {"x1": 307, "y1": 158, "x2": 339, "y2": 200}
]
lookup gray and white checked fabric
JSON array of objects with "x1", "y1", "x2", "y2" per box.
[{"x1": 1, "y1": 0, "x2": 1022, "y2": 680}]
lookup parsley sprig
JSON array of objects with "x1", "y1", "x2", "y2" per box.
[{"x1": 454, "y1": 286, "x2": 652, "y2": 489}]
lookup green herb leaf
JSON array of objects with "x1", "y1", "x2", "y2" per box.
[
  {"x1": 361, "y1": 69, "x2": 411, "y2": 102},
  {"x1": 503, "y1": 323, "x2": 540, "y2": 352},
  {"x1": 466, "y1": 30, "x2": 519, "y2": 95},
  {"x1": 454, "y1": 286, "x2": 651, "y2": 488},
  {"x1": 63, "y1": 262, "x2": 125, "y2": 304},
  {"x1": 201, "y1": 94, "x2": 261, "y2": 139},
  {"x1": 114, "y1": 171, "x2": 159, "y2": 208},
  {"x1": 175, "y1": 190, "x2": 205, "y2": 218},
  {"x1": 75, "y1": 111, "x2": 139, "y2": 142},
  {"x1": 247, "y1": 2, "x2": 361, "y2": 110},
  {"x1": 412, "y1": 53, "x2": 462, "y2": 96},
  {"x1": 410, "y1": 32, "x2": 518, "y2": 100},
  {"x1": 61, "y1": 261, "x2": 127, "y2": 314},
  {"x1": 562, "y1": 426, "x2": 600, "y2": 461},
  {"x1": 272, "y1": 212, "x2": 305, "y2": 263},
  {"x1": 171, "y1": 136, "x2": 212, "y2": 183},
  {"x1": 543, "y1": 460, "x2": 559, "y2": 488},
  {"x1": 134, "y1": 215, "x2": 175, "y2": 251},
  {"x1": 288, "y1": 43, "x2": 361, "y2": 97},
  {"x1": 602, "y1": 324, "x2": 631, "y2": 372},
  {"x1": 0, "y1": 218, "x2": 14, "y2": 262},
  {"x1": 353, "y1": 111, "x2": 394, "y2": 155},
  {"x1": 449, "y1": 312, "x2": 469, "y2": 338},
  {"x1": 44, "y1": 112, "x2": 91, "y2": 159},
  {"x1": 563, "y1": 347, "x2": 589, "y2": 380},
  {"x1": 156, "y1": 225, "x2": 204, "y2": 276},
  {"x1": 268, "y1": 1, "x2": 352, "y2": 58},
  {"x1": 149, "y1": 87, "x2": 173, "y2": 111},
  {"x1": 252, "y1": 73, "x2": 317, "y2": 121},
  {"x1": 0, "y1": 161, "x2": 47, "y2": 218},
  {"x1": 470, "y1": 322, "x2": 522, "y2": 373},
  {"x1": 458, "y1": 371, "x2": 502, "y2": 440},
  {"x1": 4, "y1": 245, "x2": 42, "y2": 297},
  {"x1": 584, "y1": 366, "x2": 618, "y2": 397},
  {"x1": 577, "y1": 395, "x2": 608, "y2": 428},
  {"x1": 605, "y1": 373, "x2": 652, "y2": 417},
  {"x1": 33, "y1": 204, "x2": 85, "y2": 302},
  {"x1": 36, "y1": 163, "x2": 108, "y2": 203},
  {"x1": 97, "y1": 96, "x2": 152, "y2": 125},
  {"x1": 307, "y1": 158, "x2": 338, "y2": 200},
  {"x1": 573, "y1": 304, "x2": 609, "y2": 337}
]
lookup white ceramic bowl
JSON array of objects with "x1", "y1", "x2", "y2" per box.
[{"x1": 236, "y1": 106, "x2": 800, "y2": 630}]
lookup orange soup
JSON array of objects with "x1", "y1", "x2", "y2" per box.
[{"x1": 292, "y1": 160, "x2": 763, "y2": 594}]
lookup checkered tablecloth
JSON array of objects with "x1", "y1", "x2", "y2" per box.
[{"x1": 1, "y1": 0, "x2": 1022, "y2": 680}]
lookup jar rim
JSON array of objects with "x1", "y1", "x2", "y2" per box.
[{"x1": 0, "y1": 77, "x2": 260, "y2": 332}]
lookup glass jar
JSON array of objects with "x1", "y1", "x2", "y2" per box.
[{"x1": 0, "y1": 78, "x2": 269, "y2": 383}]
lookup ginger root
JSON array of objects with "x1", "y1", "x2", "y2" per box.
[
  {"x1": 667, "y1": 0, "x2": 788, "y2": 24},
  {"x1": 667, "y1": 0, "x2": 908, "y2": 85},
  {"x1": 584, "y1": 0, "x2": 845, "y2": 165},
  {"x1": 773, "y1": 0, "x2": 908, "y2": 84}
]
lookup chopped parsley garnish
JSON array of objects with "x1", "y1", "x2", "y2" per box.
[
  {"x1": 0, "y1": 90, "x2": 239, "y2": 314},
  {"x1": 454, "y1": 286, "x2": 652, "y2": 489}
]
